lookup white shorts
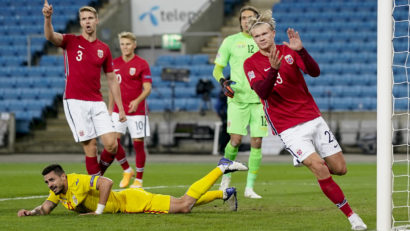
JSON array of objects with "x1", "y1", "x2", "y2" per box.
[
  {"x1": 279, "y1": 116, "x2": 342, "y2": 165},
  {"x1": 63, "y1": 99, "x2": 115, "y2": 142},
  {"x1": 111, "y1": 112, "x2": 150, "y2": 139}
]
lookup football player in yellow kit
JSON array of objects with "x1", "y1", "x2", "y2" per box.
[{"x1": 17, "y1": 158, "x2": 247, "y2": 216}]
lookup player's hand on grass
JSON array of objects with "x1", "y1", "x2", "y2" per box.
[
  {"x1": 219, "y1": 78, "x2": 236, "y2": 98},
  {"x1": 283, "y1": 28, "x2": 303, "y2": 51},
  {"x1": 269, "y1": 45, "x2": 283, "y2": 70},
  {"x1": 17, "y1": 209, "x2": 32, "y2": 217},
  {"x1": 42, "y1": 0, "x2": 53, "y2": 18}
]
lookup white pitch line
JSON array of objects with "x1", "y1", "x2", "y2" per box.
[{"x1": 0, "y1": 185, "x2": 192, "y2": 202}]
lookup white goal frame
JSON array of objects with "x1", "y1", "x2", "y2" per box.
[{"x1": 377, "y1": 0, "x2": 393, "y2": 230}]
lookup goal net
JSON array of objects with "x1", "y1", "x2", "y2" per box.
[{"x1": 385, "y1": 0, "x2": 410, "y2": 230}]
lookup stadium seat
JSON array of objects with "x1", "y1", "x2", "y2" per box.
[{"x1": 191, "y1": 54, "x2": 209, "y2": 65}]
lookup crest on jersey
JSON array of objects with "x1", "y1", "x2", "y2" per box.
[
  {"x1": 247, "y1": 70, "x2": 255, "y2": 81},
  {"x1": 97, "y1": 49, "x2": 104, "y2": 58},
  {"x1": 129, "y1": 67, "x2": 136, "y2": 76},
  {"x1": 72, "y1": 195, "x2": 78, "y2": 205},
  {"x1": 285, "y1": 54, "x2": 294, "y2": 65},
  {"x1": 297, "y1": 149, "x2": 302, "y2": 156},
  {"x1": 79, "y1": 130, "x2": 84, "y2": 136}
]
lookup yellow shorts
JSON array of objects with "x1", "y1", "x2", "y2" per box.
[{"x1": 120, "y1": 188, "x2": 170, "y2": 214}]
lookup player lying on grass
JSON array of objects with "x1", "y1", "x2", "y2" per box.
[{"x1": 17, "y1": 159, "x2": 247, "y2": 216}]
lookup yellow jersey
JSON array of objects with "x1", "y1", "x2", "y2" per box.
[{"x1": 47, "y1": 173, "x2": 170, "y2": 214}]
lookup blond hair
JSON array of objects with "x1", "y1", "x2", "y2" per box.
[
  {"x1": 79, "y1": 6, "x2": 98, "y2": 18},
  {"x1": 248, "y1": 10, "x2": 276, "y2": 34},
  {"x1": 118, "y1": 31, "x2": 137, "y2": 44}
]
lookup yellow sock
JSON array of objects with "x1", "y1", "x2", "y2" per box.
[
  {"x1": 186, "y1": 167, "x2": 223, "y2": 199},
  {"x1": 194, "y1": 190, "x2": 223, "y2": 206}
]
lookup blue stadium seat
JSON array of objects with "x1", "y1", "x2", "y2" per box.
[
  {"x1": 330, "y1": 97, "x2": 354, "y2": 111},
  {"x1": 156, "y1": 55, "x2": 174, "y2": 66},
  {"x1": 191, "y1": 54, "x2": 209, "y2": 65},
  {"x1": 394, "y1": 98, "x2": 408, "y2": 111},
  {"x1": 174, "y1": 55, "x2": 191, "y2": 66},
  {"x1": 0, "y1": 78, "x2": 16, "y2": 89},
  {"x1": 342, "y1": 86, "x2": 362, "y2": 97}
]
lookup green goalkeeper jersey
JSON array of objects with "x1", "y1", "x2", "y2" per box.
[{"x1": 215, "y1": 32, "x2": 260, "y2": 103}]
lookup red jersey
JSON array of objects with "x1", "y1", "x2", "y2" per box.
[
  {"x1": 244, "y1": 45, "x2": 321, "y2": 135},
  {"x1": 112, "y1": 55, "x2": 152, "y2": 116},
  {"x1": 60, "y1": 34, "x2": 113, "y2": 101}
]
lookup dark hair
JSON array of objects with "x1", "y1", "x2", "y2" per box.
[
  {"x1": 239, "y1": 6, "x2": 260, "y2": 32},
  {"x1": 42, "y1": 164, "x2": 65, "y2": 176}
]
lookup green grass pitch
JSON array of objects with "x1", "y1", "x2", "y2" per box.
[{"x1": 0, "y1": 161, "x2": 376, "y2": 231}]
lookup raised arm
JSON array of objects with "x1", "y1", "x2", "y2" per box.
[
  {"x1": 283, "y1": 28, "x2": 320, "y2": 77},
  {"x1": 106, "y1": 72, "x2": 126, "y2": 122},
  {"x1": 17, "y1": 200, "x2": 57, "y2": 217},
  {"x1": 42, "y1": 0, "x2": 63, "y2": 46}
]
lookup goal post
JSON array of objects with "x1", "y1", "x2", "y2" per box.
[{"x1": 377, "y1": 0, "x2": 393, "y2": 230}]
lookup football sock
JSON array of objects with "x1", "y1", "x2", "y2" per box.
[
  {"x1": 194, "y1": 191, "x2": 223, "y2": 206},
  {"x1": 134, "y1": 141, "x2": 146, "y2": 180},
  {"x1": 246, "y1": 147, "x2": 262, "y2": 189},
  {"x1": 99, "y1": 149, "x2": 115, "y2": 176},
  {"x1": 186, "y1": 167, "x2": 223, "y2": 199},
  {"x1": 318, "y1": 176, "x2": 353, "y2": 217},
  {"x1": 115, "y1": 139, "x2": 130, "y2": 171},
  {"x1": 224, "y1": 142, "x2": 238, "y2": 161},
  {"x1": 85, "y1": 156, "x2": 100, "y2": 175},
  {"x1": 223, "y1": 142, "x2": 238, "y2": 178}
]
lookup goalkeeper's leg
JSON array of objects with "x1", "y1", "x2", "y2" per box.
[
  {"x1": 220, "y1": 135, "x2": 241, "y2": 190},
  {"x1": 245, "y1": 139, "x2": 263, "y2": 199}
]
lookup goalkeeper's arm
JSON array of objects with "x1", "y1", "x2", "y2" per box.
[{"x1": 213, "y1": 64, "x2": 235, "y2": 98}]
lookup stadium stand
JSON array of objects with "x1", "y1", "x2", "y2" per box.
[
  {"x1": 0, "y1": 0, "x2": 95, "y2": 133},
  {"x1": 273, "y1": 0, "x2": 377, "y2": 112}
]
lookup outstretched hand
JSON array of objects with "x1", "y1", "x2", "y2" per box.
[
  {"x1": 17, "y1": 209, "x2": 32, "y2": 217},
  {"x1": 282, "y1": 28, "x2": 303, "y2": 51},
  {"x1": 269, "y1": 45, "x2": 283, "y2": 70},
  {"x1": 42, "y1": 0, "x2": 53, "y2": 18}
]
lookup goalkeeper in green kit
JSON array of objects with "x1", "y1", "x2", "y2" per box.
[{"x1": 213, "y1": 6, "x2": 268, "y2": 199}]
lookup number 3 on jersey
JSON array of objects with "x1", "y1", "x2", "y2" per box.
[{"x1": 76, "y1": 50, "x2": 83, "y2": 61}]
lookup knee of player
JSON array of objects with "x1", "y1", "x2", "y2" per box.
[
  {"x1": 333, "y1": 166, "x2": 347, "y2": 176},
  {"x1": 251, "y1": 138, "x2": 262, "y2": 148},
  {"x1": 104, "y1": 141, "x2": 118, "y2": 154},
  {"x1": 230, "y1": 139, "x2": 242, "y2": 147}
]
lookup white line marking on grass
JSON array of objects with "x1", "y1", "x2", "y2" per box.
[{"x1": 0, "y1": 185, "x2": 191, "y2": 202}]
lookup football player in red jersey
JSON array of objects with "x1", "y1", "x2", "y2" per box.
[
  {"x1": 43, "y1": 0, "x2": 127, "y2": 176},
  {"x1": 108, "y1": 32, "x2": 152, "y2": 188},
  {"x1": 243, "y1": 10, "x2": 367, "y2": 230}
]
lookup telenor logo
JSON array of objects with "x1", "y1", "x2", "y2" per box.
[{"x1": 139, "y1": 6, "x2": 160, "y2": 26}]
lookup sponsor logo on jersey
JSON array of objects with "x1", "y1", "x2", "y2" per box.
[
  {"x1": 97, "y1": 49, "x2": 104, "y2": 58},
  {"x1": 78, "y1": 45, "x2": 85, "y2": 49},
  {"x1": 264, "y1": 67, "x2": 271, "y2": 72},
  {"x1": 247, "y1": 70, "x2": 255, "y2": 81},
  {"x1": 236, "y1": 41, "x2": 246, "y2": 48},
  {"x1": 129, "y1": 67, "x2": 136, "y2": 76},
  {"x1": 114, "y1": 69, "x2": 120, "y2": 73},
  {"x1": 285, "y1": 54, "x2": 294, "y2": 65}
]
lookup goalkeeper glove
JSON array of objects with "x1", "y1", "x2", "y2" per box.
[{"x1": 219, "y1": 78, "x2": 236, "y2": 98}]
